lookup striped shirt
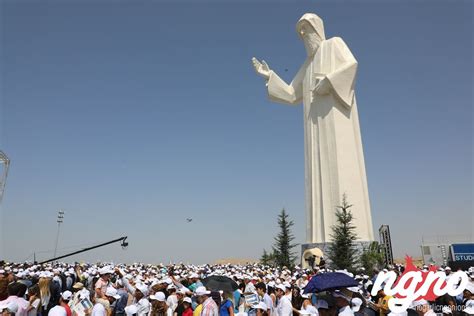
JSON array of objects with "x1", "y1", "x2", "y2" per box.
[{"x1": 201, "y1": 297, "x2": 218, "y2": 316}]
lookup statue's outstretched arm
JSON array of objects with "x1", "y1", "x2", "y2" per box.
[
  {"x1": 266, "y1": 69, "x2": 303, "y2": 105},
  {"x1": 252, "y1": 57, "x2": 304, "y2": 106}
]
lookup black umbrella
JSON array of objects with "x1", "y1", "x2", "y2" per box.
[{"x1": 202, "y1": 275, "x2": 238, "y2": 292}]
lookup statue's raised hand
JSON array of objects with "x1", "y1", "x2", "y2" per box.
[{"x1": 252, "y1": 57, "x2": 271, "y2": 80}]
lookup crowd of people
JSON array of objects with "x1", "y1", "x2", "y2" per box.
[{"x1": 0, "y1": 262, "x2": 473, "y2": 316}]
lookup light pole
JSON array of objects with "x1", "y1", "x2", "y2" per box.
[
  {"x1": 0, "y1": 151, "x2": 10, "y2": 204},
  {"x1": 53, "y1": 210, "x2": 65, "y2": 258}
]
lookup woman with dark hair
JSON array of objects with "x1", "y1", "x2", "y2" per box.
[
  {"x1": 182, "y1": 297, "x2": 193, "y2": 316},
  {"x1": 292, "y1": 287, "x2": 304, "y2": 315},
  {"x1": 27, "y1": 285, "x2": 41, "y2": 316},
  {"x1": 220, "y1": 292, "x2": 234, "y2": 316},
  {"x1": 234, "y1": 282, "x2": 245, "y2": 313},
  {"x1": 267, "y1": 284, "x2": 276, "y2": 310}
]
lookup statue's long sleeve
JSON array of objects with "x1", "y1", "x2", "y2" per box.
[
  {"x1": 325, "y1": 37, "x2": 358, "y2": 109},
  {"x1": 266, "y1": 66, "x2": 304, "y2": 105}
]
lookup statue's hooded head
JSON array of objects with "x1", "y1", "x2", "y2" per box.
[{"x1": 296, "y1": 13, "x2": 325, "y2": 57}]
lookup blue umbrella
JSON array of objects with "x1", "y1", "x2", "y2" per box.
[{"x1": 303, "y1": 272, "x2": 358, "y2": 293}]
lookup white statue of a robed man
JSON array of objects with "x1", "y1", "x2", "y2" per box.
[{"x1": 252, "y1": 13, "x2": 374, "y2": 243}]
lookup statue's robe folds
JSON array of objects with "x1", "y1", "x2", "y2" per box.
[{"x1": 266, "y1": 37, "x2": 374, "y2": 243}]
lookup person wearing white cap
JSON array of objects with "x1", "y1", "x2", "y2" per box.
[
  {"x1": 299, "y1": 294, "x2": 318, "y2": 316},
  {"x1": 182, "y1": 297, "x2": 193, "y2": 316},
  {"x1": 114, "y1": 280, "x2": 129, "y2": 316},
  {"x1": 149, "y1": 292, "x2": 172, "y2": 316},
  {"x1": 195, "y1": 286, "x2": 218, "y2": 316},
  {"x1": 115, "y1": 269, "x2": 150, "y2": 316},
  {"x1": 252, "y1": 302, "x2": 268, "y2": 316},
  {"x1": 166, "y1": 285, "x2": 178, "y2": 313},
  {"x1": 95, "y1": 268, "x2": 113, "y2": 300},
  {"x1": 275, "y1": 284, "x2": 292, "y2": 316},
  {"x1": 91, "y1": 287, "x2": 121, "y2": 316},
  {"x1": 332, "y1": 289, "x2": 354, "y2": 316},
  {"x1": 411, "y1": 299, "x2": 436, "y2": 316},
  {"x1": 350, "y1": 298, "x2": 363, "y2": 316},
  {"x1": 187, "y1": 274, "x2": 203, "y2": 293},
  {"x1": 463, "y1": 283, "x2": 474, "y2": 303},
  {"x1": 255, "y1": 282, "x2": 273, "y2": 316},
  {"x1": 463, "y1": 299, "x2": 474, "y2": 315},
  {"x1": 59, "y1": 291, "x2": 73, "y2": 316},
  {"x1": 244, "y1": 277, "x2": 257, "y2": 295}
]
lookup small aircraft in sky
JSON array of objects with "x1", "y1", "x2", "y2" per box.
[{"x1": 186, "y1": 218, "x2": 193, "y2": 223}]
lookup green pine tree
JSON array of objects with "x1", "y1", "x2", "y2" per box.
[
  {"x1": 328, "y1": 194, "x2": 359, "y2": 271},
  {"x1": 260, "y1": 249, "x2": 277, "y2": 266},
  {"x1": 272, "y1": 208, "x2": 298, "y2": 268},
  {"x1": 360, "y1": 241, "x2": 385, "y2": 275},
  {"x1": 260, "y1": 249, "x2": 270, "y2": 265}
]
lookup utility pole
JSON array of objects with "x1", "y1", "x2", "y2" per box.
[
  {"x1": 53, "y1": 210, "x2": 65, "y2": 258},
  {"x1": 0, "y1": 151, "x2": 10, "y2": 204}
]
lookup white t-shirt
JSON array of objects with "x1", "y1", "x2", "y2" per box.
[
  {"x1": 276, "y1": 295, "x2": 292, "y2": 316},
  {"x1": 167, "y1": 295, "x2": 178, "y2": 312},
  {"x1": 48, "y1": 306, "x2": 67, "y2": 316},
  {"x1": 91, "y1": 303, "x2": 107, "y2": 316},
  {"x1": 136, "y1": 298, "x2": 151, "y2": 316},
  {"x1": 28, "y1": 298, "x2": 41, "y2": 316},
  {"x1": 338, "y1": 306, "x2": 354, "y2": 316}
]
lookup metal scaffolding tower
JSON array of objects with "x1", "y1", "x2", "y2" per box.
[{"x1": 379, "y1": 225, "x2": 394, "y2": 266}]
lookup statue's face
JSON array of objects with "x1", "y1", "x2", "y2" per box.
[{"x1": 298, "y1": 22, "x2": 321, "y2": 56}]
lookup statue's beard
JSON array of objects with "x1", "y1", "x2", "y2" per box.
[{"x1": 304, "y1": 39, "x2": 320, "y2": 57}]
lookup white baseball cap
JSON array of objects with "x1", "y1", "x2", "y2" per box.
[
  {"x1": 252, "y1": 302, "x2": 267, "y2": 310},
  {"x1": 99, "y1": 267, "x2": 113, "y2": 275},
  {"x1": 195, "y1": 286, "x2": 211, "y2": 296},
  {"x1": 351, "y1": 298, "x2": 363, "y2": 312},
  {"x1": 61, "y1": 291, "x2": 73, "y2": 301},
  {"x1": 105, "y1": 287, "x2": 121, "y2": 300},
  {"x1": 183, "y1": 297, "x2": 192, "y2": 304},
  {"x1": 465, "y1": 282, "x2": 474, "y2": 294},
  {"x1": 464, "y1": 300, "x2": 474, "y2": 314},
  {"x1": 150, "y1": 292, "x2": 166, "y2": 302},
  {"x1": 135, "y1": 284, "x2": 149, "y2": 297},
  {"x1": 410, "y1": 299, "x2": 429, "y2": 309},
  {"x1": 276, "y1": 284, "x2": 286, "y2": 292}
]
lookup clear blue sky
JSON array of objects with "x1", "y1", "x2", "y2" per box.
[{"x1": 1, "y1": 0, "x2": 472, "y2": 264}]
